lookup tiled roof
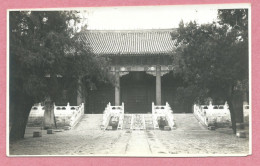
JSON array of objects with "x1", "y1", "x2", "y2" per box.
[{"x1": 78, "y1": 29, "x2": 177, "y2": 56}]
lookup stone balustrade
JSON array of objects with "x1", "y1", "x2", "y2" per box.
[
  {"x1": 69, "y1": 103, "x2": 85, "y2": 128},
  {"x1": 193, "y1": 101, "x2": 231, "y2": 127},
  {"x1": 54, "y1": 102, "x2": 84, "y2": 128},
  {"x1": 27, "y1": 102, "x2": 84, "y2": 129},
  {"x1": 102, "y1": 102, "x2": 124, "y2": 130},
  {"x1": 54, "y1": 103, "x2": 79, "y2": 116},
  {"x1": 152, "y1": 102, "x2": 175, "y2": 130},
  {"x1": 27, "y1": 103, "x2": 45, "y2": 127}
]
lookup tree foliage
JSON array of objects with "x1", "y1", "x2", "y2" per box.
[
  {"x1": 10, "y1": 11, "x2": 111, "y2": 102},
  {"x1": 172, "y1": 9, "x2": 249, "y2": 132},
  {"x1": 9, "y1": 11, "x2": 112, "y2": 140}
]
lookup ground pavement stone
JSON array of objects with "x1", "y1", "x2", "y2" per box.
[{"x1": 9, "y1": 114, "x2": 249, "y2": 156}]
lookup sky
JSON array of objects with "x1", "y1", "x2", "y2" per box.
[{"x1": 80, "y1": 5, "x2": 219, "y2": 30}]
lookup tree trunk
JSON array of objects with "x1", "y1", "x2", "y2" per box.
[
  {"x1": 226, "y1": 85, "x2": 236, "y2": 134},
  {"x1": 9, "y1": 93, "x2": 34, "y2": 141},
  {"x1": 227, "y1": 98, "x2": 236, "y2": 134},
  {"x1": 43, "y1": 97, "x2": 55, "y2": 129}
]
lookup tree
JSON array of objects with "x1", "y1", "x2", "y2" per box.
[
  {"x1": 218, "y1": 9, "x2": 249, "y2": 103},
  {"x1": 9, "y1": 11, "x2": 112, "y2": 140},
  {"x1": 172, "y1": 9, "x2": 249, "y2": 133}
]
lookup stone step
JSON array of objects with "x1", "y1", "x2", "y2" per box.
[
  {"x1": 123, "y1": 115, "x2": 132, "y2": 129},
  {"x1": 144, "y1": 114, "x2": 154, "y2": 130},
  {"x1": 131, "y1": 114, "x2": 145, "y2": 130},
  {"x1": 73, "y1": 113, "x2": 207, "y2": 131},
  {"x1": 73, "y1": 114, "x2": 103, "y2": 130},
  {"x1": 173, "y1": 114, "x2": 206, "y2": 131}
]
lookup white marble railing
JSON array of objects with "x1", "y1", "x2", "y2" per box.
[
  {"x1": 54, "y1": 102, "x2": 79, "y2": 116},
  {"x1": 29, "y1": 103, "x2": 45, "y2": 117},
  {"x1": 28, "y1": 102, "x2": 84, "y2": 128},
  {"x1": 193, "y1": 101, "x2": 231, "y2": 127},
  {"x1": 152, "y1": 102, "x2": 175, "y2": 129},
  {"x1": 54, "y1": 102, "x2": 85, "y2": 128},
  {"x1": 69, "y1": 103, "x2": 85, "y2": 128},
  {"x1": 27, "y1": 103, "x2": 45, "y2": 127},
  {"x1": 102, "y1": 102, "x2": 124, "y2": 130}
]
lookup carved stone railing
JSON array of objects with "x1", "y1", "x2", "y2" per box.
[
  {"x1": 54, "y1": 102, "x2": 78, "y2": 116},
  {"x1": 193, "y1": 104, "x2": 207, "y2": 126},
  {"x1": 53, "y1": 102, "x2": 84, "y2": 128},
  {"x1": 243, "y1": 104, "x2": 250, "y2": 126},
  {"x1": 68, "y1": 103, "x2": 85, "y2": 128},
  {"x1": 27, "y1": 102, "x2": 84, "y2": 129},
  {"x1": 193, "y1": 101, "x2": 231, "y2": 127},
  {"x1": 152, "y1": 102, "x2": 175, "y2": 130},
  {"x1": 102, "y1": 102, "x2": 124, "y2": 130},
  {"x1": 27, "y1": 103, "x2": 45, "y2": 127}
]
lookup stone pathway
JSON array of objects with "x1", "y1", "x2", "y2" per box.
[
  {"x1": 9, "y1": 114, "x2": 250, "y2": 156},
  {"x1": 125, "y1": 130, "x2": 151, "y2": 155}
]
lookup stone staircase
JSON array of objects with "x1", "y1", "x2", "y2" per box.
[
  {"x1": 73, "y1": 114, "x2": 103, "y2": 131},
  {"x1": 123, "y1": 114, "x2": 132, "y2": 129},
  {"x1": 144, "y1": 114, "x2": 154, "y2": 130},
  {"x1": 72, "y1": 113, "x2": 206, "y2": 131},
  {"x1": 131, "y1": 114, "x2": 146, "y2": 130},
  {"x1": 173, "y1": 113, "x2": 206, "y2": 131}
]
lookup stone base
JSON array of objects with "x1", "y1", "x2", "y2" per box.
[
  {"x1": 236, "y1": 131, "x2": 246, "y2": 138},
  {"x1": 47, "y1": 129, "x2": 53, "y2": 134},
  {"x1": 208, "y1": 126, "x2": 216, "y2": 130},
  {"x1": 64, "y1": 126, "x2": 71, "y2": 130},
  {"x1": 164, "y1": 126, "x2": 171, "y2": 131},
  {"x1": 44, "y1": 125, "x2": 55, "y2": 130},
  {"x1": 33, "y1": 131, "x2": 42, "y2": 137},
  {"x1": 126, "y1": 130, "x2": 132, "y2": 133},
  {"x1": 236, "y1": 123, "x2": 245, "y2": 130}
]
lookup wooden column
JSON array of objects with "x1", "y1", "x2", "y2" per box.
[
  {"x1": 115, "y1": 69, "x2": 120, "y2": 106},
  {"x1": 156, "y1": 65, "x2": 161, "y2": 105},
  {"x1": 77, "y1": 77, "x2": 84, "y2": 105}
]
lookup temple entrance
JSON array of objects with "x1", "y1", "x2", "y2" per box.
[{"x1": 121, "y1": 72, "x2": 155, "y2": 113}]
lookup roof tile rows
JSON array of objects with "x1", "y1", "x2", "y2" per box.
[{"x1": 79, "y1": 29, "x2": 177, "y2": 56}]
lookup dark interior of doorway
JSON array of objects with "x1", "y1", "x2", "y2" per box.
[{"x1": 121, "y1": 72, "x2": 155, "y2": 113}]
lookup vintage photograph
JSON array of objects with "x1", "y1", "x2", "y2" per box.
[{"x1": 7, "y1": 4, "x2": 251, "y2": 156}]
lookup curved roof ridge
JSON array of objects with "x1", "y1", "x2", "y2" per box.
[{"x1": 81, "y1": 28, "x2": 177, "y2": 33}]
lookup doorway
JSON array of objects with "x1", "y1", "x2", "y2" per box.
[{"x1": 121, "y1": 72, "x2": 155, "y2": 113}]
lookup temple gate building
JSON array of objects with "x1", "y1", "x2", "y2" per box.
[
  {"x1": 79, "y1": 29, "x2": 181, "y2": 114},
  {"x1": 27, "y1": 29, "x2": 233, "y2": 130}
]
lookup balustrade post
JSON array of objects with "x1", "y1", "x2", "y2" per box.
[
  {"x1": 209, "y1": 101, "x2": 213, "y2": 110},
  {"x1": 224, "y1": 101, "x2": 229, "y2": 110}
]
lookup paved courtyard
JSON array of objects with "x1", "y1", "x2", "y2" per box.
[{"x1": 9, "y1": 114, "x2": 250, "y2": 156}]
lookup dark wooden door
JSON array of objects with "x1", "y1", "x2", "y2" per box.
[
  {"x1": 121, "y1": 72, "x2": 155, "y2": 113},
  {"x1": 122, "y1": 87, "x2": 149, "y2": 113}
]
